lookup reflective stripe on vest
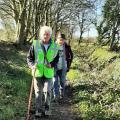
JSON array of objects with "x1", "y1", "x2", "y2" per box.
[{"x1": 32, "y1": 40, "x2": 59, "y2": 78}]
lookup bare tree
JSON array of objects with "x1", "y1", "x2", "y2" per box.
[
  {"x1": 0, "y1": 0, "x2": 97, "y2": 47},
  {"x1": 0, "y1": 0, "x2": 34, "y2": 46}
]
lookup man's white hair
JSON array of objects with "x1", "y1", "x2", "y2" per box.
[{"x1": 40, "y1": 26, "x2": 52, "y2": 39}]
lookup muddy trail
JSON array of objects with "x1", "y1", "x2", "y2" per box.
[
  {"x1": 27, "y1": 84, "x2": 80, "y2": 120},
  {"x1": 0, "y1": 41, "x2": 80, "y2": 120}
]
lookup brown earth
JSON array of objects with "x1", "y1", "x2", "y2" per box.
[{"x1": 29, "y1": 85, "x2": 80, "y2": 120}]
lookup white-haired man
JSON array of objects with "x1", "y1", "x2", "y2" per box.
[{"x1": 27, "y1": 26, "x2": 59, "y2": 117}]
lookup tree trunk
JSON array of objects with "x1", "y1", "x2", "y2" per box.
[
  {"x1": 79, "y1": 31, "x2": 83, "y2": 44},
  {"x1": 78, "y1": 12, "x2": 84, "y2": 45},
  {"x1": 109, "y1": 22, "x2": 118, "y2": 51},
  {"x1": 18, "y1": 8, "x2": 27, "y2": 47}
]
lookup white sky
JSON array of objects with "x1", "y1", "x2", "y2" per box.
[
  {"x1": 0, "y1": 0, "x2": 105, "y2": 38},
  {"x1": 74, "y1": 0, "x2": 105, "y2": 38}
]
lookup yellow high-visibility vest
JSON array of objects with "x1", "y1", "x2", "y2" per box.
[{"x1": 32, "y1": 40, "x2": 58, "y2": 78}]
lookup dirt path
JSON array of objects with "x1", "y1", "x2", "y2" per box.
[{"x1": 29, "y1": 85, "x2": 79, "y2": 120}]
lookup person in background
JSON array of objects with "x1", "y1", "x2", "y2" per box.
[
  {"x1": 53, "y1": 33, "x2": 73, "y2": 102},
  {"x1": 27, "y1": 26, "x2": 59, "y2": 117}
]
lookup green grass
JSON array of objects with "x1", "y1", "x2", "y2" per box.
[
  {"x1": 68, "y1": 44, "x2": 120, "y2": 120},
  {"x1": 0, "y1": 42, "x2": 32, "y2": 120},
  {"x1": 89, "y1": 48, "x2": 118, "y2": 61},
  {"x1": 1, "y1": 42, "x2": 120, "y2": 120},
  {"x1": 88, "y1": 47, "x2": 119, "y2": 70}
]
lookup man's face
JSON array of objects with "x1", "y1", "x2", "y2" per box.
[
  {"x1": 43, "y1": 31, "x2": 51, "y2": 43},
  {"x1": 57, "y1": 38, "x2": 65, "y2": 45}
]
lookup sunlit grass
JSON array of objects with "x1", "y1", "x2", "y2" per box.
[
  {"x1": 90, "y1": 48, "x2": 118, "y2": 61},
  {"x1": 0, "y1": 44, "x2": 32, "y2": 120},
  {"x1": 69, "y1": 44, "x2": 120, "y2": 120}
]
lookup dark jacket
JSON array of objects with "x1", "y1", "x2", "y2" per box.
[
  {"x1": 27, "y1": 44, "x2": 59, "y2": 69},
  {"x1": 64, "y1": 43, "x2": 73, "y2": 70}
]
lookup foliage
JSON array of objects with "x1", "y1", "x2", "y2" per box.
[
  {"x1": 0, "y1": 42, "x2": 31, "y2": 120},
  {"x1": 96, "y1": 0, "x2": 120, "y2": 50},
  {"x1": 0, "y1": 19, "x2": 16, "y2": 41},
  {"x1": 0, "y1": 0, "x2": 96, "y2": 46},
  {"x1": 67, "y1": 69, "x2": 80, "y2": 84},
  {"x1": 88, "y1": 47, "x2": 119, "y2": 70},
  {"x1": 68, "y1": 43, "x2": 120, "y2": 120}
]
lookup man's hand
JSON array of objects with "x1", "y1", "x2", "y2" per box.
[
  {"x1": 67, "y1": 68, "x2": 69, "y2": 72},
  {"x1": 31, "y1": 65, "x2": 36, "y2": 70},
  {"x1": 46, "y1": 63, "x2": 52, "y2": 68},
  {"x1": 31, "y1": 65, "x2": 37, "y2": 77}
]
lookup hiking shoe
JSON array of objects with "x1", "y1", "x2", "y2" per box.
[
  {"x1": 60, "y1": 95, "x2": 64, "y2": 100},
  {"x1": 35, "y1": 110, "x2": 42, "y2": 118},
  {"x1": 44, "y1": 104, "x2": 51, "y2": 116},
  {"x1": 53, "y1": 96, "x2": 59, "y2": 103},
  {"x1": 45, "y1": 110, "x2": 51, "y2": 116}
]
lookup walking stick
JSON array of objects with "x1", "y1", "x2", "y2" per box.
[{"x1": 25, "y1": 66, "x2": 36, "y2": 120}]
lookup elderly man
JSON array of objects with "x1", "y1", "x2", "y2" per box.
[{"x1": 27, "y1": 26, "x2": 59, "y2": 117}]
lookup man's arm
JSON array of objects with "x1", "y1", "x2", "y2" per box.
[
  {"x1": 50, "y1": 52, "x2": 59, "y2": 68},
  {"x1": 68, "y1": 45, "x2": 73, "y2": 62},
  {"x1": 65, "y1": 44, "x2": 73, "y2": 71},
  {"x1": 27, "y1": 45, "x2": 35, "y2": 69}
]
